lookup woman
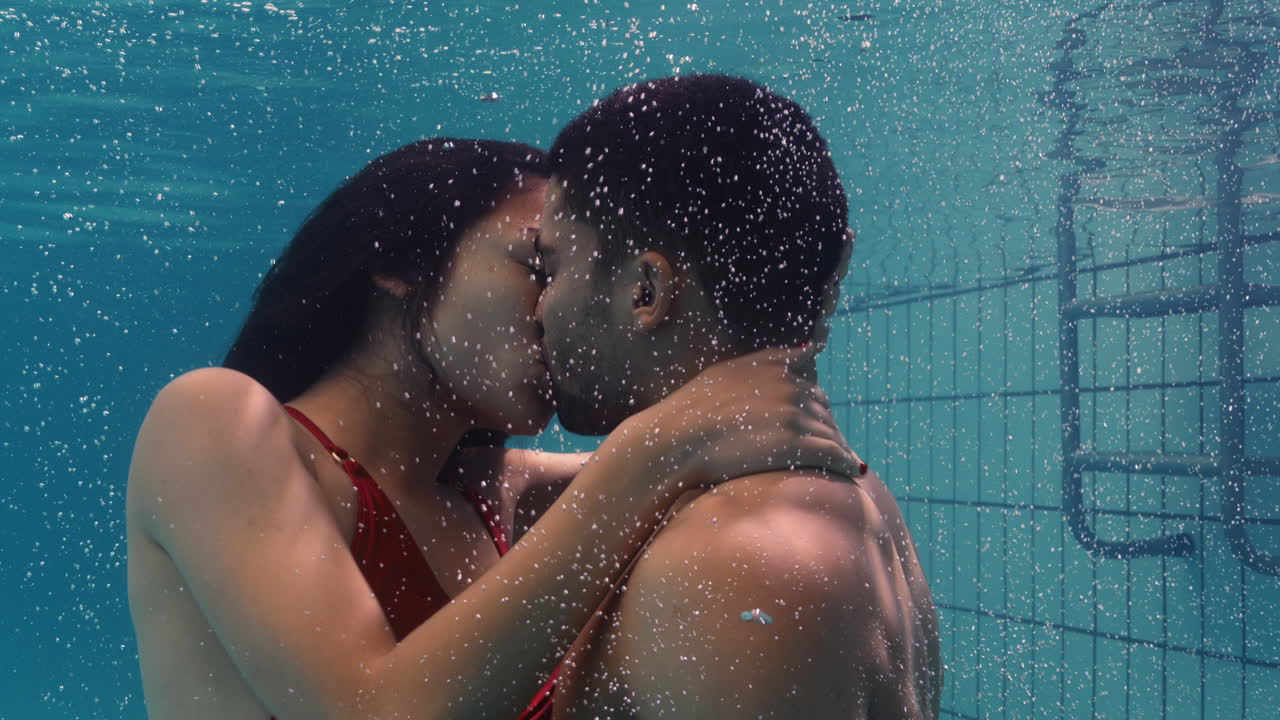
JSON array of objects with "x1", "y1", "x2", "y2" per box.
[{"x1": 126, "y1": 138, "x2": 858, "y2": 719}]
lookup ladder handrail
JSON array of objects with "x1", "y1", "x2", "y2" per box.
[
  {"x1": 1048, "y1": 10, "x2": 1198, "y2": 562},
  {"x1": 1047, "y1": 3, "x2": 1280, "y2": 575},
  {"x1": 1213, "y1": 67, "x2": 1280, "y2": 576}
]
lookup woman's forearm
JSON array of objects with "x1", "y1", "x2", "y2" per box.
[
  {"x1": 366, "y1": 427, "x2": 683, "y2": 719},
  {"x1": 508, "y1": 450, "x2": 595, "y2": 544}
]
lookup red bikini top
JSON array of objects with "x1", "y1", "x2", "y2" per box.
[{"x1": 283, "y1": 406, "x2": 555, "y2": 719}]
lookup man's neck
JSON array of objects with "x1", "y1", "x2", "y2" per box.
[{"x1": 641, "y1": 333, "x2": 746, "y2": 407}]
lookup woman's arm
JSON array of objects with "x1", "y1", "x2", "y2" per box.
[
  {"x1": 130, "y1": 350, "x2": 854, "y2": 720},
  {"x1": 130, "y1": 370, "x2": 673, "y2": 720},
  {"x1": 471, "y1": 448, "x2": 592, "y2": 546},
  {"x1": 440, "y1": 447, "x2": 591, "y2": 547}
]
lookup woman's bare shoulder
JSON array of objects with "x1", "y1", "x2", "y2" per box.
[
  {"x1": 128, "y1": 369, "x2": 301, "y2": 528},
  {"x1": 141, "y1": 367, "x2": 288, "y2": 447}
]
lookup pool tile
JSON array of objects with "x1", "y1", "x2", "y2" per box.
[
  {"x1": 1202, "y1": 523, "x2": 1245, "y2": 657},
  {"x1": 1094, "y1": 638, "x2": 1127, "y2": 718},
  {"x1": 1063, "y1": 632, "x2": 1094, "y2": 719},
  {"x1": 1128, "y1": 644, "x2": 1161, "y2": 720},
  {"x1": 1006, "y1": 282, "x2": 1034, "y2": 393},
  {"x1": 955, "y1": 506, "x2": 980, "y2": 609},
  {"x1": 979, "y1": 395, "x2": 1008, "y2": 504},
  {"x1": 1165, "y1": 651, "x2": 1202, "y2": 718},
  {"x1": 1205, "y1": 657, "x2": 1244, "y2": 720},
  {"x1": 1033, "y1": 510, "x2": 1065, "y2": 624},
  {"x1": 1005, "y1": 508, "x2": 1034, "y2": 618},
  {"x1": 1033, "y1": 624, "x2": 1065, "y2": 720},
  {"x1": 978, "y1": 615, "x2": 1006, "y2": 716},
  {"x1": 909, "y1": 300, "x2": 931, "y2": 394},
  {"x1": 978, "y1": 290, "x2": 1006, "y2": 395},
  {"x1": 1006, "y1": 396, "x2": 1035, "y2": 506},
  {"x1": 1244, "y1": 567, "x2": 1280, "y2": 665},
  {"x1": 1005, "y1": 623, "x2": 1035, "y2": 718},
  {"x1": 978, "y1": 507, "x2": 1007, "y2": 612},
  {"x1": 956, "y1": 399, "x2": 981, "y2": 502},
  {"x1": 931, "y1": 297, "x2": 957, "y2": 396},
  {"x1": 1245, "y1": 663, "x2": 1280, "y2": 720},
  {"x1": 1033, "y1": 393, "x2": 1063, "y2": 508}
]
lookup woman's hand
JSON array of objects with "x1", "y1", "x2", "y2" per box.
[{"x1": 605, "y1": 343, "x2": 864, "y2": 504}]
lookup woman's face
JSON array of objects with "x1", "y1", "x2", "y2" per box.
[{"x1": 421, "y1": 177, "x2": 554, "y2": 434}]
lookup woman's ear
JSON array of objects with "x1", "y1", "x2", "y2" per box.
[
  {"x1": 629, "y1": 251, "x2": 676, "y2": 333},
  {"x1": 372, "y1": 274, "x2": 413, "y2": 299}
]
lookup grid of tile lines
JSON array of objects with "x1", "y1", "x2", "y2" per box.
[{"x1": 837, "y1": 243, "x2": 1278, "y2": 717}]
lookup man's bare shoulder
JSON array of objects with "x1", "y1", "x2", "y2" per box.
[
  {"x1": 624, "y1": 469, "x2": 898, "y2": 645},
  {"x1": 651, "y1": 469, "x2": 891, "y2": 564},
  {"x1": 640, "y1": 470, "x2": 939, "y2": 719},
  {"x1": 568, "y1": 471, "x2": 894, "y2": 718}
]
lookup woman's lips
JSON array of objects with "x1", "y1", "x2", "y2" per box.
[{"x1": 528, "y1": 341, "x2": 548, "y2": 366}]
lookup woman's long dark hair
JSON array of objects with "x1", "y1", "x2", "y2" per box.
[{"x1": 224, "y1": 138, "x2": 547, "y2": 417}]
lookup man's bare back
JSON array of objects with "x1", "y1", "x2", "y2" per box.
[{"x1": 552, "y1": 468, "x2": 941, "y2": 719}]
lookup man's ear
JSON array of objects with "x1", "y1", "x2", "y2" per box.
[
  {"x1": 628, "y1": 250, "x2": 676, "y2": 333},
  {"x1": 373, "y1": 274, "x2": 413, "y2": 299},
  {"x1": 837, "y1": 229, "x2": 854, "y2": 284},
  {"x1": 820, "y1": 229, "x2": 854, "y2": 319},
  {"x1": 810, "y1": 229, "x2": 855, "y2": 355}
]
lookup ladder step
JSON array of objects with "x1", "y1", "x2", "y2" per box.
[
  {"x1": 1069, "y1": 451, "x2": 1280, "y2": 477},
  {"x1": 1064, "y1": 283, "x2": 1280, "y2": 320}
]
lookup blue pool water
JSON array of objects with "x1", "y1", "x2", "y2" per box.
[{"x1": 2, "y1": 1, "x2": 1277, "y2": 717}]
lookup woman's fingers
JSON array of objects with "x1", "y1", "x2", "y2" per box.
[
  {"x1": 791, "y1": 436, "x2": 861, "y2": 480},
  {"x1": 669, "y1": 342, "x2": 872, "y2": 485},
  {"x1": 744, "y1": 342, "x2": 820, "y2": 371},
  {"x1": 792, "y1": 355, "x2": 819, "y2": 384},
  {"x1": 790, "y1": 408, "x2": 864, "y2": 478},
  {"x1": 803, "y1": 395, "x2": 839, "y2": 436},
  {"x1": 811, "y1": 384, "x2": 833, "y2": 411}
]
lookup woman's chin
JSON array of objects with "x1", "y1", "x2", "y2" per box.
[{"x1": 489, "y1": 395, "x2": 554, "y2": 437}]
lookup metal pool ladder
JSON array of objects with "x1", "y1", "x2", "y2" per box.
[
  {"x1": 1058, "y1": 206, "x2": 1280, "y2": 576},
  {"x1": 1054, "y1": 127, "x2": 1280, "y2": 575},
  {"x1": 1049, "y1": 3, "x2": 1280, "y2": 576}
]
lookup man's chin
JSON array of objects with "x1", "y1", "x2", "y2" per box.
[
  {"x1": 553, "y1": 407, "x2": 611, "y2": 437},
  {"x1": 551, "y1": 393, "x2": 624, "y2": 437}
]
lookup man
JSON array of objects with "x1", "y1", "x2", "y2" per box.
[{"x1": 536, "y1": 74, "x2": 941, "y2": 719}]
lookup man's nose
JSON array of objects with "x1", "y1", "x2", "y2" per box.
[{"x1": 532, "y1": 292, "x2": 546, "y2": 338}]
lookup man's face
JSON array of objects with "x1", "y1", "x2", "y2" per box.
[{"x1": 535, "y1": 180, "x2": 639, "y2": 435}]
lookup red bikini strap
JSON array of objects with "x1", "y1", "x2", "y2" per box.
[
  {"x1": 461, "y1": 486, "x2": 511, "y2": 555},
  {"x1": 283, "y1": 405, "x2": 353, "y2": 465},
  {"x1": 285, "y1": 405, "x2": 510, "y2": 555}
]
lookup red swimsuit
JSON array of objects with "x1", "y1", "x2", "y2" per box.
[{"x1": 282, "y1": 406, "x2": 557, "y2": 719}]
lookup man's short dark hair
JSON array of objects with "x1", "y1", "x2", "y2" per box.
[{"x1": 548, "y1": 73, "x2": 848, "y2": 349}]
